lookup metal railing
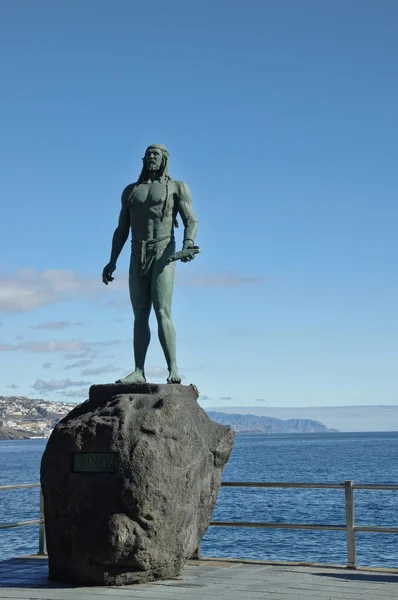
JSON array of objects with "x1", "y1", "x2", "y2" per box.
[
  {"x1": 0, "y1": 484, "x2": 46, "y2": 555},
  {"x1": 193, "y1": 480, "x2": 398, "y2": 568},
  {"x1": 1, "y1": 480, "x2": 398, "y2": 567}
]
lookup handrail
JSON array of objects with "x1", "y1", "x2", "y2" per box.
[
  {"x1": 0, "y1": 483, "x2": 46, "y2": 555},
  {"x1": 1, "y1": 481, "x2": 398, "y2": 567},
  {"x1": 196, "y1": 480, "x2": 398, "y2": 568},
  {"x1": 0, "y1": 484, "x2": 40, "y2": 491},
  {"x1": 221, "y1": 482, "x2": 345, "y2": 488},
  {"x1": 0, "y1": 519, "x2": 41, "y2": 529},
  {"x1": 353, "y1": 483, "x2": 398, "y2": 490},
  {"x1": 220, "y1": 481, "x2": 398, "y2": 490},
  {"x1": 211, "y1": 521, "x2": 346, "y2": 530}
]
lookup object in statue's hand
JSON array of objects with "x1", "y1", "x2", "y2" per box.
[{"x1": 167, "y1": 246, "x2": 200, "y2": 264}]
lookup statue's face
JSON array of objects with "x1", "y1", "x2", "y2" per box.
[{"x1": 145, "y1": 147, "x2": 163, "y2": 171}]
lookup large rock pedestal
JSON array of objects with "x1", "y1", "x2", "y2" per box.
[{"x1": 40, "y1": 383, "x2": 235, "y2": 585}]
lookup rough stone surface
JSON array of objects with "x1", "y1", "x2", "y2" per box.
[{"x1": 40, "y1": 383, "x2": 235, "y2": 586}]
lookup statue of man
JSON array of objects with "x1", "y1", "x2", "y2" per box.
[{"x1": 102, "y1": 144, "x2": 198, "y2": 384}]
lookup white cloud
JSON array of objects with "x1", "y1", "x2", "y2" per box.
[
  {"x1": 30, "y1": 321, "x2": 84, "y2": 330},
  {"x1": 0, "y1": 338, "x2": 128, "y2": 355},
  {"x1": 6, "y1": 384, "x2": 19, "y2": 389},
  {"x1": 64, "y1": 351, "x2": 91, "y2": 359},
  {"x1": 42, "y1": 362, "x2": 53, "y2": 369},
  {"x1": 64, "y1": 359, "x2": 92, "y2": 370},
  {"x1": 145, "y1": 366, "x2": 169, "y2": 378},
  {"x1": 31, "y1": 341, "x2": 89, "y2": 353},
  {"x1": 103, "y1": 297, "x2": 131, "y2": 309},
  {"x1": 32, "y1": 379, "x2": 90, "y2": 392},
  {"x1": 144, "y1": 366, "x2": 185, "y2": 380},
  {"x1": 0, "y1": 268, "x2": 126, "y2": 313},
  {"x1": 81, "y1": 365, "x2": 118, "y2": 376},
  {"x1": 56, "y1": 388, "x2": 89, "y2": 399},
  {"x1": 23, "y1": 341, "x2": 88, "y2": 353}
]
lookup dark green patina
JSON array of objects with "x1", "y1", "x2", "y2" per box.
[{"x1": 102, "y1": 144, "x2": 199, "y2": 384}]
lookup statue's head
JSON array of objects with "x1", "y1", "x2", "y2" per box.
[
  {"x1": 138, "y1": 144, "x2": 171, "y2": 183},
  {"x1": 144, "y1": 144, "x2": 168, "y2": 170}
]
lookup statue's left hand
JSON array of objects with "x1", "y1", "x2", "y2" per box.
[{"x1": 181, "y1": 244, "x2": 197, "y2": 262}]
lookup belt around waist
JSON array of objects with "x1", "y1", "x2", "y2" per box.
[{"x1": 131, "y1": 235, "x2": 173, "y2": 248}]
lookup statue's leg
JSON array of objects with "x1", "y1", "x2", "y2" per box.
[
  {"x1": 115, "y1": 254, "x2": 151, "y2": 384},
  {"x1": 152, "y1": 245, "x2": 181, "y2": 384}
]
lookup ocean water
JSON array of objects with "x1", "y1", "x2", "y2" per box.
[{"x1": 0, "y1": 433, "x2": 397, "y2": 567}]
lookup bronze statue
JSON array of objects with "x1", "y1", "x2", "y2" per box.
[{"x1": 102, "y1": 144, "x2": 199, "y2": 384}]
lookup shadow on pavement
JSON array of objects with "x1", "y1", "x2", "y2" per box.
[{"x1": 313, "y1": 571, "x2": 398, "y2": 584}]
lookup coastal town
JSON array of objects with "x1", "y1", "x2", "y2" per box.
[{"x1": 0, "y1": 395, "x2": 77, "y2": 439}]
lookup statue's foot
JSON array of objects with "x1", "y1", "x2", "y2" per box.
[
  {"x1": 167, "y1": 368, "x2": 181, "y2": 384},
  {"x1": 115, "y1": 370, "x2": 146, "y2": 385}
]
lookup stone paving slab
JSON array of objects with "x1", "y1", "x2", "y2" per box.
[{"x1": 0, "y1": 557, "x2": 397, "y2": 599}]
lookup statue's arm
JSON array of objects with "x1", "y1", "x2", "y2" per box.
[
  {"x1": 102, "y1": 186, "x2": 132, "y2": 284},
  {"x1": 109, "y1": 186, "x2": 131, "y2": 264},
  {"x1": 176, "y1": 182, "x2": 198, "y2": 248}
]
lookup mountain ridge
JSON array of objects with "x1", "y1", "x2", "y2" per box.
[
  {"x1": 206, "y1": 405, "x2": 398, "y2": 432},
  {"x1": 207, "y1": 411, "x2": 338, "y2": 433}
]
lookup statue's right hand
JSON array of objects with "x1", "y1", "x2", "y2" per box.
[{"x1": 102, "y1": 262, "x2": 116, "y2": 285}]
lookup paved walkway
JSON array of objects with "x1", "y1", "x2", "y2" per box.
[{"x1": 0, "y1": 557, "x2": 397, "y2": 599}]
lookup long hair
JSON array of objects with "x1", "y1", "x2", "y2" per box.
[
  {"x1": 135, "y1": 145, "x2": 178, "y2": 226},
  {"x1": 136, "y1": 146, "x2": 172, "y2": 184}
]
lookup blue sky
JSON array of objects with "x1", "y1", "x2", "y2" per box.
[{"x1": 1, "y1": 0, "x2": 397, "y2": 409}]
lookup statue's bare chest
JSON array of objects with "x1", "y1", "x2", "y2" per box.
[{"x1": 129, "y1": 182, "x2": 171, "y2": 218}]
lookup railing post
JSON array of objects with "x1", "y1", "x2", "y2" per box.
[
  {"x1": 344, "y1": 480, "x2": 356, "y2": 568},
  {"x1": 192, "y1": 543, "x2": 201, "y2": 560},
  {"x1": 38, "y1": 488, "x2": 47, "y2": 555}
]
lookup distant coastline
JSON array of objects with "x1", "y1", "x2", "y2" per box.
[
  {"x1": 207, "y1": 405, "x2": 398, "y2": 433},
  {"x1": 0, "y1": 395, "x2": 338, "y2": 439},
  {"x1": 208, "y1": 411, "x2": 338, "y2": 434}
]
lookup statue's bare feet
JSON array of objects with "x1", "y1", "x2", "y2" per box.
[
  {"x1": 115, "y1": 369, "x2": 146, "y2": 384},
  {"x1": 167, "y1": 368, "x2": 181, "y2": 384}
]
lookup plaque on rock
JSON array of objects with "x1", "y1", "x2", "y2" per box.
[{"x1": 72, "y1": 453, "x2": 118, "y2": 473}]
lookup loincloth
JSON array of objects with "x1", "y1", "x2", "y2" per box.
[{"x1": 131, "y1": 235, "x2": 173, "y2": 278}]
